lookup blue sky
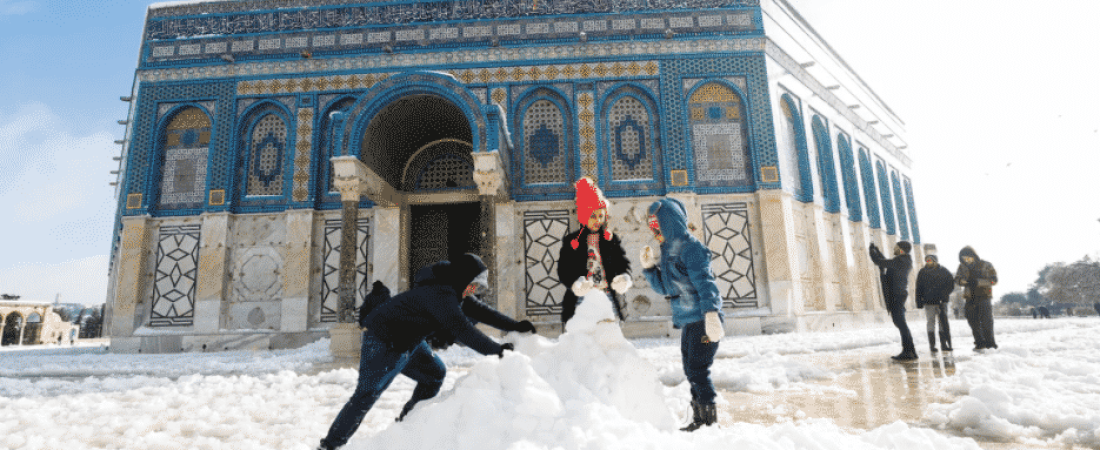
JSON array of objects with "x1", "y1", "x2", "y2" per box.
[{"x1": 1, "y1": 0, "x2": 1098, "y2": 306}]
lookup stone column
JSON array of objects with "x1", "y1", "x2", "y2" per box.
[
  {"x1": 492, "y1": 201, "x2": 518, "y2": 319},
  {"x1": 282, "y1": 210, "x2": 313, "y2": 332},
  {"x1": 371, "y1": 206, "x2": 401, "y2": 292},
  {"x1": 807, "y1": 204, "x2": 833, "y2": 311},
  {"x1": 756, "y1": 189, "x2": 803, "y2": 319},
  {"x1": 110, "y1": 215, "x2": 151, "y2": 338},
  {"x1": 195, "y1": 213, "x2": 229, "y2": 333}
]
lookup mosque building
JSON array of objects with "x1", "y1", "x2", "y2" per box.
[{"x1": 106, "y1": 0, "x2": 923, "y2": 353}]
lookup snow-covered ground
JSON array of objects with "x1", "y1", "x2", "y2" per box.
[{"x1": 1, "y1": 301, "x2": 1097, "y2": 450}]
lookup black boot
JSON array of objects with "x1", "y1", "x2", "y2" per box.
[
  {"x1": 681, "y1": 401, "x2": 704, "y2": 432},
  {"x1": 941, "y1": 333, "x2": 952, "y2": 352},
  {"x1": 928, "y1": 332, "x2": 938, "y2": 354},
  {"x1": 701, "y1": 403, "x2": 717, "y2": 427},
  {"x1": 396, "y1": 401, "x2": 416, "y2": 422}
]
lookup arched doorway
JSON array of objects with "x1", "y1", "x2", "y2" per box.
[
  {"x1": 2, "y1": 313, "x2": 23, "y2": 346},
  {"x1": 359, "y1": 94, "x2": 489, "y2": 290},
  {"x1": 24, "y1": 312, "x2": 42, "y2": 345}
]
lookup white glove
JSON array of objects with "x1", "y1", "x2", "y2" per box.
[
  {"x1": 639, "y1": 246, "x2": 657, "y2": 269},
  {"x1": 611, "y1": 274, "x2": 633, "y2": 294},
  {"x1": 571, "y1": 277, "x2": 595, "y2": 297},
  {"x1": 704, "y1": 311, "x2": 724, "y2": 343}
]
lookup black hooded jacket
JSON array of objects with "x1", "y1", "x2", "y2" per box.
[
  {"x1": 869, "y1": 244, "x2": 913, "y2": 310},
  {"x1": 363, "y1": 254, "x2": 506, "y2": 355},
  {"x1": 358, "y1": 281, "x2": 391, "y2": 328},
  {"x1": 915, "y1": 256, "x2": 954, "y2": 308},
  {"x1": 556, "y1": 226, "x2": 631, "y2": 323}
]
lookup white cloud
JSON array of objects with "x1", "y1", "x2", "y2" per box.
[
  {"x1": 0, "y1": 255, "x2": 109, "y2": 306},
  {"x1": 0, "y1": 0, "x2": 34, "y2": 16}
]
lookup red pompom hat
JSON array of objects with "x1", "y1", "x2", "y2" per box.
[{"x1": 572, "y1": 177, "x2": 611, "y2": 249}]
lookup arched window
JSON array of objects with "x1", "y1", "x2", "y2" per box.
[
  {"x1": 688, "y1": 82, "x2": 753, "y2": 188},
  {"x1": 316, "y1": 97, "x2": 356, "y2": 203},
  {"x1": 904, "y1": 178, "x2": 921, "y2": 243},
  {"x1": 777, "y1": 96, "x2": 811, "y2": 201},
  {"x1": 604, "y1": 88, "x2": 659, "y2": 184},
  {"x1": 516, "y1": 89, "x2": 573, "y2": 191},
  {"x1": 239, "y1": 104, "x2": 292, "y2": 200},
  {"x1": 157, "y1": 106, "x2": 211, "y2": 210},
  {"x1": 859, "y1": 149, "x2": 881, "y2": 229},
  {"x1": 891, "y1": 172, "x2": 909, "y2": 241},
  {"x1": 876, "y1": 160, "x2": 896, "y2": 235},
  {"x1": 837, "y1": 134, "x2": 862, "y2": 221},
  {"x1": 811, "y1": 116, "x2": 839, "y2": 213}
]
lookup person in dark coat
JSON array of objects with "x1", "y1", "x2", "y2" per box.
[
  {"x1": 870, "y1": 241, "x2": 916, "y2": 361},
  {"x1": 557, "y1": 177, "x2": 632, "y2": 324},
  {"x1": 317, "y1": 254, "x2": 536, "y2": 450},
  {"x1": 955, "y1": 246, "x2": 998, "y2": 351},
  {"x1": 358, "y1": 280, "x2": 391, "y2": 328},
  {"x1": 915, "y1": 254, "x2": 954, "y2": 353}
]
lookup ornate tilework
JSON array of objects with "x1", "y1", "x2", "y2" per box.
[
  {"x1": 777, "y1": 95, "x2": 810, "y2": 201},
  {"x1": 316, "y1": 97, "x2": 357, "y2": 205},
  {"x1": 151, "y1": 224, "x2": 200, "y2": 327},
  {"x1": 875, "y1": 160, "x2": 895, "y2": 235},
  {"x1": 523, "y1": 210, "x2": 571, "y2": 317},
  {"x1": 904, "y1": 178, "x2": 920, "y2": 244},
  {"x1": 602, "y1": 87, "x2": 661, "y2": 189},
  {"x1": 238, "y1": 73, "x2": 394, "y2": 96},
  {"x1": 688, "y1": 82, "x2": 751, "y2": 186},
  {"x1": 247, "y1": 114, "x2": 290, "y2": 196},
  {"x1": 158, "y1": 107, "x2": 212, "y2": 209},
  {"x1": 292, "y1": 108, "x2": 314, "y2": 202},
  {"x1": 891, "y1": 172, "x2": 909, "y2": 241},
  {"x1": 810, "y1": 116, "x2": 840, "y2": 213},
  {"x1": 320, "y1": 218, "x2": 370, "y2": 323},
  {"x1": 577, "y1": 91, "x2": 596, "y2": 180},
  {"x1": 858, "y1": 148, "x2": 880, "y2": 229},
  {"x1": 403, "y1": 140, "x2": 476, "y2": 191},
  {"x1": 836, "y1": 134, "x2": 862, "y2": 222},
  {"x1": 521, "y1": 98, "x2": 568, "y2": 185},
  {"x1": 702, "y1": 203, "x2": 757, "y2": 307}
]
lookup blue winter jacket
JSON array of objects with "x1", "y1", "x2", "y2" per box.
[{"x1": 642, "y1": 198, "x2": 724, "y2": 328}]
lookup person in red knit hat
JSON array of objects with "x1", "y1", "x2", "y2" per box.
[{"x1": 556, "y1": 177, "x2": 633, "y2": 324}]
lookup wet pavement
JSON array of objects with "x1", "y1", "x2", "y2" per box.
[{"x1": 718, "y1": 347, "x2": 1054, "y2": 449}]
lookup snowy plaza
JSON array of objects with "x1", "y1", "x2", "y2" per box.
[{"x1": 2, "y1": 313, "x2": 1098, "y2": 450}]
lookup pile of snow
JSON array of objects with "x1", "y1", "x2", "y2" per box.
[{"x1": 924, "y1": 319, "x2": 1100, "y2": 448}]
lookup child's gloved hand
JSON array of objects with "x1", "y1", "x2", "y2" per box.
[
  {"x1": 704, "y1": 311, "x2": 724, "y2": 343},
  {"x1": 571, "y1": 277, "x2": 595, "y2": 297},
  {"x1": 611, "y1": 274, "x2": 633, "y2": 294}
]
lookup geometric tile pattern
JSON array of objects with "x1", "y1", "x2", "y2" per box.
[
  {"x1": 151, "y1": 224, "x2": 200, "y2": 327},
  {"x1": 858, "y1": 148, "x2": 881, "y2": 229},
  {"x1": 522, "y1": 99, "x2": 568, "y2": 185},
  {"x1": 453, "y1": 61, "x2": 659, "y2": 85},
  {"x1": 320, "y1": 218, "x2": 370, "y2": 323},
  {"x1": 811, "y1": 116, "x2": 840, "y2": 213},
  {"x1": 238, "y1": 73, "x2": 395, "y2": 95},
  {"x1": 778, "y1": 96, "x2": 809, "y2": 201},
  {"x1": 247, "y1": 114, "x2": 289, "y2": 196},
  {"x1": 836, "y1": 134, "x2": 862, "y2": 222},
  {"x1": 891, "y1": 171, "x2": 909, "y2": 241},
  {"x1": 688, "y1": 82, "x2": 750, "y2": 186},
  {"x1": 875, "y1": 159, "x2": 895, "y2": 235},
  {"x1": 292, "y1": 107, "x2": 313, "y2": 202},
  {"x1": 903, "y1": 178, "x2": 921, "y2": 244},
  {"x1": 702, "y1": 203, "x2": 757, "y2": 308},
  {"x1": 606, "y1": 95, "x2": 654, "y2": 181},
  {"x1": 522, "y1": 210, "x2": 571, "y2": 317},
  {"x1": 577, "y1": 91, "x2": 597, "y2": 180}
]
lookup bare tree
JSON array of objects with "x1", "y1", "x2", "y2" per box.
[{"x1": 1038, "y1": 256, "x2": 1100, "y2": 306}]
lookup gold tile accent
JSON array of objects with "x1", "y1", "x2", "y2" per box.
[
  {"x1": 610, "y1": 62, "x2": 625, "y2": 77},
  {"x1": 491, "y1": 88, "x2": 506, "y2": 105},
  {"x1": 478, "y1": 69, "x2": 492, "y2": 84},
  {"x1": 297, "y1": 140, "x2": 311, "y2": 152},
  {"x1": 726, "y1": 107, "x2": 741, "y2": 119},
  {"x1": 293, "y1": 187, "x2": 309, "y2": 201},
  {"x1": 167, "y1": 107, "x2": 212, "y2": 130},
  {"x1": 284, "y1": 79, "x2": 300, "y2": 92},
  {"x1": 459, "y1": 70, "x2": 475, "y2": 84},
  {"x1": 581, "y1": 157, "x2": 597, "y2": 174},
  {"x1": 627, "y1": 61, "x2": 641, "y2": 76},
  {"x1": 579, "y1": 110, "x2": 594, "y2": 123},
  {"x1": 363, "y1": 74, "x2": 376, "y2": 87},
  {"x1": 315, "y1": 77, "x2": 331, "y2": 91},
  {"x1": 126, "y1": 193, "x2": 142, "y2": 209},
  {"x1": 299, "y1": 78, "x2": 314, "y2": 92},
  {"x1": 577, "y1": 93, "x2": 593, "y2": 108},
  {"x1": 511, "y1": 67, "x2": 525, "y2": 82},
  {"x1": 528, "y1": 66, "x2": 542, "y2": 80},
  {"x1": 761, "y1": 166, "x2": 779, "y2": 183},
  {"x1": 209, "y1": 190, "x2": 225, "y2": 206},
  {"x1": 543, "y1": 65, "x2": 559, "y2": 80},
  {"x1": 644, "y1": 61, "x2": 659, "y2": 75},
  {"x1": 166, "y1": 133, "x2": 181, "y2": 147},
  {"x1": 293, "y1": 172, "x2": 310, "y2": 183},
  {"x1": 671, "y1": 169, "x2": 688, "y2": 187},
  {"x1": 690, "y1": 108, "x2": 705, "y2": 121},
  {"x1": 690, "y1": 83, "x2": 738, "y2": 104},
  {"x1": 580, "y1": 125, "x2": 595, "y2": 140},
  {"x1": 494, "y1": 68, "x2": 509, "y2": 82},
  {"x1": 561, "y1": 65, "x2": 577, "y2": 78},
  {"x1": 581, "y1": 142, "x2": 596, "y2": 154},
  {"x1": 580, "y1": 64, "x2": 592, "y2": 78}
]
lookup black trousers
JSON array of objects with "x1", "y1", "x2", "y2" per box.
[
  {"x1": 889, "y1": 305, "x2": 915, "y2": 354},
  {"x1": 965, "y1": 296, "x2": 997, "y2": 348}
]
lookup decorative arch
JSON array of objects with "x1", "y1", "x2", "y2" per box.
[
  {"x1": 904, "y1": 178, "x2": 921, "y2": 243},
  {"x1": 402, "y1": 139, "x2": 476, "y2": 192},
  {"x1": 875, "y1": 160, "x2": 896, "y2": 235},
  {"x1": 686, "y1": 80, "x2": 754, "y2": 189},
  {"x1": 600, "y1": 84, "x2": 663, "y2": 193},
  {"x1": 152, "y1": 105, "x2": 213, "y2": 213},
  {"x1": 777, "y1": 94, "x2": 812, "y2": 202},
  {"x1": 513, "y1": 86, "x2": 574, "y2": 192},
  {"x1": 858, "y1": 148, "x2": 881, "y2": 229},
  {"x1": 234, "y1": 100, "x2": 295, "y2": 209},
  {"x1": 811, "y1": 116, "x2": 840, "y2": 213},
  {"x1": 1, "y1": 312, "x2": 23, "y2": 346},
  {"x1": 837, "y1": 133, "x2": 861, "y2": 221},
  {"x1": 314, "y1": 95, "x2": 358, "y2": 207},
  {"x1": 891, "y1": 171, "x2": 910, "y2": 241}
]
